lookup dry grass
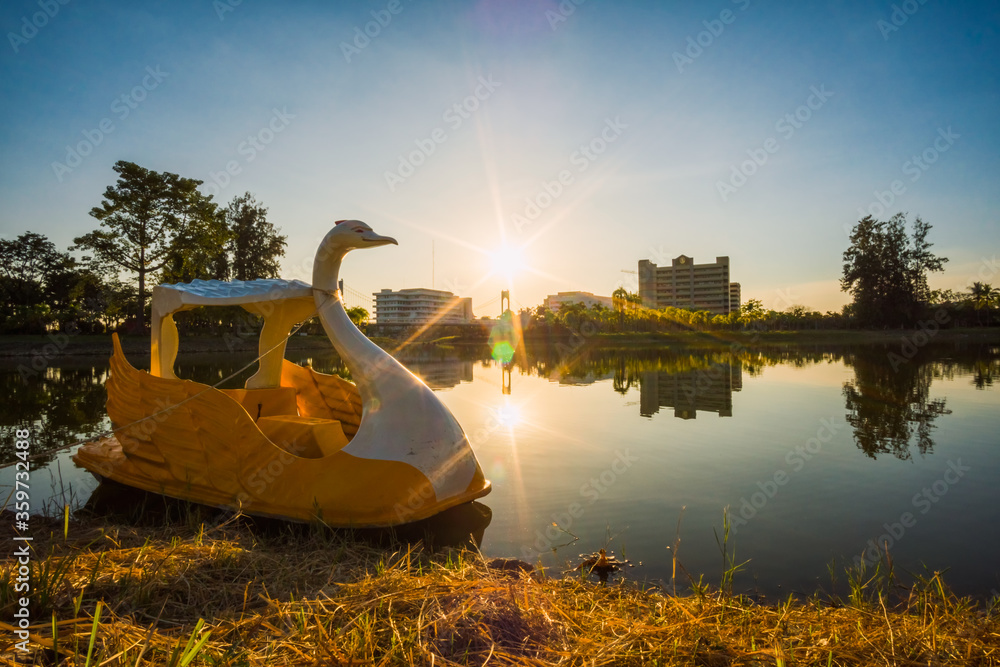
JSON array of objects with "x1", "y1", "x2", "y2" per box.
[{"x1": 2, "y1": 510, "x2": 999, "y2": 666}]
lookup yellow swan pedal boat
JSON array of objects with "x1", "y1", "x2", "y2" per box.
[{"x1": 73, "y1": 220, "x2": 491, "y2": 526}]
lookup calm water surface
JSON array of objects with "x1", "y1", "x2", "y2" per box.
[{"x1": 3, "y1": 339, "x2": 999, "y2": 598}]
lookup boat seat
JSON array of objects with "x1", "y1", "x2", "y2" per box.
[
  {"x1": 221, "y1": 387, "x2": 298, "y2": 420},
  {"x1": 256, "y1": 415, "x2": 350, "y2": 459}
]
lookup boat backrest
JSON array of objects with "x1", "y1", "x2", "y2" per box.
[{"x1": 220, "y1": 387, "x2": 299, "y2": 421}]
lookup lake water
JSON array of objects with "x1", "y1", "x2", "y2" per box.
[{"x1": 3, "y1": 338, "x2": 999, "y2": 598}]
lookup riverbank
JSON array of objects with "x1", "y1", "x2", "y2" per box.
[
  {"x1": 1, "y1": 328, "x2": 997, "y2": 359},
  {"x1": 2, "y1": 510, "x2": 997, "y2": 665},
  {"x1": 589, "y1": 327, "x2": 1000, "y2": 347}
]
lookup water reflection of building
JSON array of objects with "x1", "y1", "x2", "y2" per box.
[
  {"x1": 405, "y1": 360, "x2": 475, "y2": 389},
  {"x1": 639, "y1": 361, "x2": 742, "y2": 419}
]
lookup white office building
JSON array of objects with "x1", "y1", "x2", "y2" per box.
[
  {"x1": 543, "y1": 291, "x2": 614, "y2": 312},
  {"x1": 373, "y1": 288, "x2": 474, "y2": 324}
]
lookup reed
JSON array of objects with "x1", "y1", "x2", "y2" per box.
[{"x1": 1, "y1": 510, "x2": 998, "y2": 666}]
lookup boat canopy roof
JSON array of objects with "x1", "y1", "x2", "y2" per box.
[
  {"x1": 151, "y1": 279, "x2": 314, "y2": 313},
  {"x1": 150, "y1": 279, "x2": 319, "y2": 388}
]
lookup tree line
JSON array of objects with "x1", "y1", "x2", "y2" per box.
[
  {"x1": 517, "y1": 213, "x2": 994, "y2": 334},
  {"x1": 0, "y1": 161, "x2": 287, "y2": 334}
]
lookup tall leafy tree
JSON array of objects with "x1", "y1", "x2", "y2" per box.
[
  {"x1": 159, "y1": 209, "x2": 231, "y2": 284},
  {"x1": 970, "y1": 282, "x2": 995, "y2": 326},
  {"x1": 73, "y1": 161, "x2": 218, "y2": 326},
  {"x1": 0, "y1": 232, "x2": 65, "y2": 304},
  {"x1": 0, "y1": 232, "x2": 73, "y2": 332},
  {"x1": 226, "y1": 192, "x2": 286, "y2": 281},
  {"x1": 841, "y1": 213, "x2": 947, "y2": 328}
]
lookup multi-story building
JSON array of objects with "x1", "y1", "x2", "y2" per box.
[
  {"x1": 638, "y1": 255, "x2": 734, "y2": 315},
  {"x1": 729, "y1": 282, "x2": 741, "y2": 313},
  {"x1": 373, "y1": 288, "x2": 474, "y2": 325},
  {"x1": 543, "y1": 291, "x2": 614, "y2": 312}
]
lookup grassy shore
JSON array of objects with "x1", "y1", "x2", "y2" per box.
[{"x1": 2, "y1": 509, "x2": 998, "y2": 666}]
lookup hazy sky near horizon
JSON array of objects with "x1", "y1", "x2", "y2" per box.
[{"x1": 1, "y1": 0, "x2": 998, "y2": 315}]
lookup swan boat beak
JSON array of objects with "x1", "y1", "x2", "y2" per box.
[{"x1": 362, "y1": 231, "x2": 398, "y2": 246}]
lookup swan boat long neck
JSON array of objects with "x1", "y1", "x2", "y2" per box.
[{"x1": 311, "y1": 221, "x2": 486, "y2": 504}]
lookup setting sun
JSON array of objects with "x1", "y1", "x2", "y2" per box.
[{"x1": 489, "y1": 244, "x2": 527, "y2": 280}]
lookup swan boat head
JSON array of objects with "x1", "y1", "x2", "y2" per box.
[{"x1": 312, "y1": 219, "x2": 396, "y2": 292}]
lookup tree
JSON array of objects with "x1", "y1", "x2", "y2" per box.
[
  {"x1": 970, "y1": 282, "x2": 995, "y2": 326},
  {"x1": 73, "y1": 161, "x2": 218, "y2": 327},
  {"x1": 346, "y1": 306, "x2": 369, "y2": 330},
  {"x1": 612, "y1": 286, "x2": 629, "y2": 331},
  {"x1": 0, "y1": 232, "x2": 72, "y2": 332},
  {"x1": 0, "y1": 232, "x2": 65, "y2": 303},
  {"x1": 739, "y1": 299, "x2": 765, "y2": 328},
  {"x1": 841, "y1": 213, "x2": 947, "y2": 328},
  {"x1": 159, "y1": 209, "x2": 231, "y2": 284},
  {"x1": 226, "y1": 192, "x2": 286, "y2": 281}
]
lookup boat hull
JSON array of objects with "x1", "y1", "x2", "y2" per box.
[
  {"x1": 74, "y1": 434, "x2": 492, "y2": 526},
  {"x1": 71, "y1": 334, "x2": 491, "y2": 527}
]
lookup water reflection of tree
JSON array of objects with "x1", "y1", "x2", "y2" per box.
[
  {"x1": 842, "y1": 349, "x2": 951, "y2": 460},
  {"x1": 970, "y1": 357, "x2": 999, "y2": 389},
  {"x1": 612, "y1": 356, "x2": 636, "y2": 394},
  {"x1": 0, "y1": 364, "x2": 110, "y2": 468},
  {"x1": 522, "y1": 345, "x2": 840, "y2": 385}
]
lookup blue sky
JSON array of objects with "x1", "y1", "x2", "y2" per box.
[{"x1": 1, "y1": 0, "x2": 997, "y2": 313}]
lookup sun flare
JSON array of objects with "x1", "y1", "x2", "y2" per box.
[{"x1": 489, "y1": 245, "x2": 526, "y2": 280}]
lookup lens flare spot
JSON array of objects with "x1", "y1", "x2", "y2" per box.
[{"x1": 491, "y1": 340, "x2": 515, "y2": 363}]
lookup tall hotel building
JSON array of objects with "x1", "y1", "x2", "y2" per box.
[{"x1": 638, "y1": 255, "x2": 740, "y2": 315}]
